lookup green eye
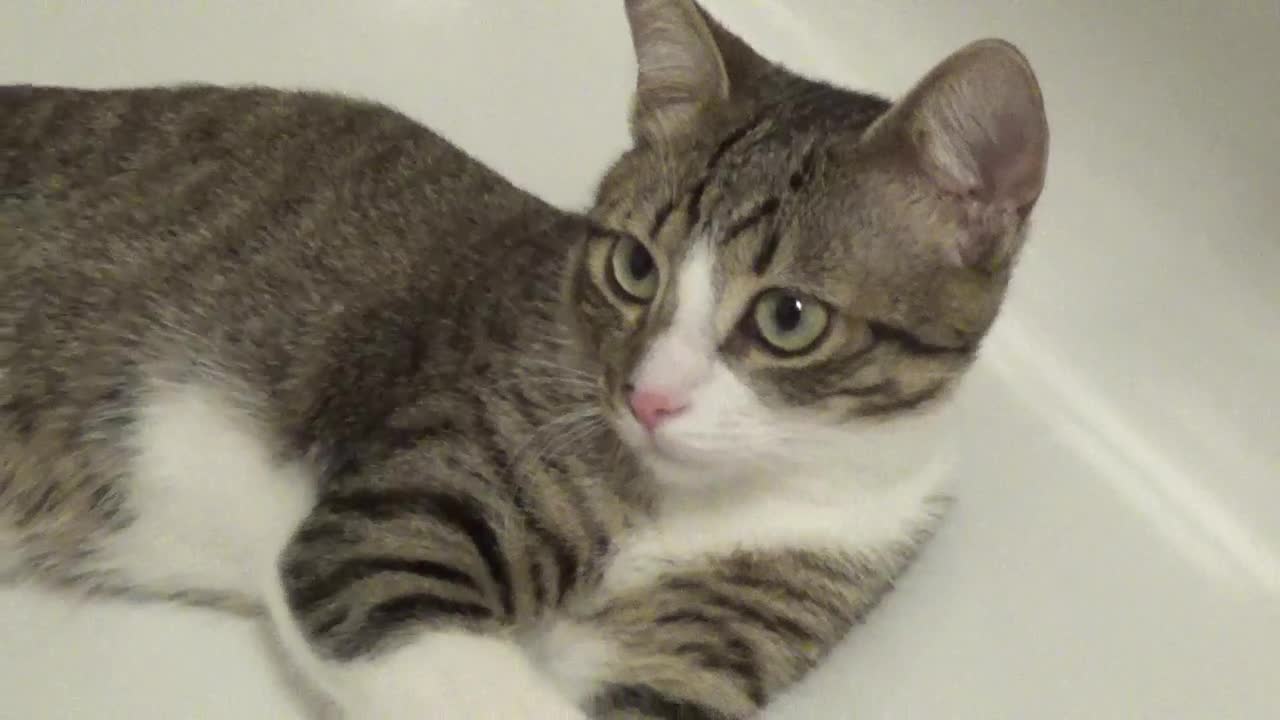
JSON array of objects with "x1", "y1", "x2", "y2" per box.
[
  {"x1": 752, "y1": 290, "x2": 830, "y2": 355},
  {"x1": 609, "y1": 235, "x2": 659, "y2": 302}
]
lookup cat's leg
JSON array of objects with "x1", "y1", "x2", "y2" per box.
[
  {"x1": 266, "y1": 481, "x2": 591, "y2": 720},
  {"x1": 537, "y1": 549, "x2": 903, "y2": 720}
]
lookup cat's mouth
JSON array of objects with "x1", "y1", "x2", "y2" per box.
[{"x1": 613, "y1": 412, "x2": 714, "y2": 469}]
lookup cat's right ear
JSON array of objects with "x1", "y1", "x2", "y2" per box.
[
  {"x1": 623, "y1": 0, "x2": 731, "y2": 145},
  {"x1": 865, "y1": 39, "x2": 1049, "y2": 270}
]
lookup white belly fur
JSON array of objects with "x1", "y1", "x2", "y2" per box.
[{"x1": 96, "y1": 378, "x2": 316, "y2": 600}]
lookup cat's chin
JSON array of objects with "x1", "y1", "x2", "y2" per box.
[
  {"x1": 611, "y1": 411, "x2": 808, "y2": 494},
  {"x1": 621, "y1": 433, "x2": 705, "y2": 476},
  {"x1": 612, "y1": 416, "x2": 730, "y2": 489},
  {"x1": 626, "y1": 437, "x2": 768, "y2": 494}
]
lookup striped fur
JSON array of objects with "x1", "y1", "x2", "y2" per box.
[{"x1": 0, "y1": 1, "x2": 1046, "y2": 717}]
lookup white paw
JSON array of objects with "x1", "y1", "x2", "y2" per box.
[{"x1": 334, "y1": 631, "x2": 589, "y2": 720}]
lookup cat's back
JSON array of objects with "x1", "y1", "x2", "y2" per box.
[
  {"x1": 0, "y1": 82, "x2": 569, "y2": 451},
  {"x1": 1, "y1": 83, "x2": 540, "y2": 274},
  {"x1": 0, "y1": 84, "x2": 576, "y2": 595},
  {"x1": 0, "y1": 83, "x2": 556, "y2": 364}
]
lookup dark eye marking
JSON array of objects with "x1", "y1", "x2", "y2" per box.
[
  {"x1": 687, "y1": 115, "x2": 771, "y2": 230},
  {"x1": 707, "y1": 116, "x2": 765, "y2": 171},
  {"x1": 587, "y1": 222, "x2": 631, "y2": 243},
  {"x1": 853, "y1": 381, "x2": 949, "y2": 417},
  {"x1": 831, "y1": 379, "x2": 897, "y2": 399},
  {"x1": 752, "y1": 149, "x2": 818, "y2": 275},
  {"x1": 723, "y1": 197, "x2": 780, "y2": 244},
  {"x1": 867, "y1": 321, "x2": 975, "y2": 356},
  {"x1": 788, "y1": 146, "x2": 819, "y2": 191},
  {"x1": 686, "y1": 179, "x2": 709, "y2": 230},
  {"x1": 751, "y1": 228, "x2": 782, "y2": 275},
  {"x1": 648, "y1": 199, "x2": 674, "y2": 239}
]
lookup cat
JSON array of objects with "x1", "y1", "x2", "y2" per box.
[{"x1": 0, "y1": 0, "x2": 1048, "y2": 718}]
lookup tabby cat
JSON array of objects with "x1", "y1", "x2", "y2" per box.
[{"x1": 0, "y1": 1, "x2": 1048, "y2": 717}]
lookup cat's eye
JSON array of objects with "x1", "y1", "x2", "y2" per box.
[
  {"x1": 752, "y1": 290, "x2": 830, "y2": 356},
  {"x1": 608, "y1": 235, "x2": 659, "y2": 302}
]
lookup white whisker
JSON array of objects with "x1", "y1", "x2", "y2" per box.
[{"x1": 507, "y1": 405, "x2": 603, "y2": 472}]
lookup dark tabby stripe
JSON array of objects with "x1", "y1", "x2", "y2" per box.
[
  {"x1": 341, "y1": 593, "x2": 492, "y2": 658},
  {"x1": 685, "y1": 178, "x2": 710, "y2": 230},
  {"x1": 687, "y1": 115, "x2": 770, "y2": 230},
  {"x1": 489, "y1": 416, "x2": 587, "y2": 607},
  {"x1": 649, "y1": 199, "x2": 675, "y2": 239},
  {"x1": 831, "y1": 379, "x2": 896, "y2": 400},
  {"x1": 587, "y1": 222, "x2": 631, "y2": 243},
  {"x1": 751, "y1": 229, "x2": 781, "y2": 275},
  {"x1": 855, "y1": 382, "x2": 948, "y2": 417},
  {"x1": 788, "y1": 145, "x2": 819, "y2": 191},
  {"x1": 594, "y1": 684, "x2": 731, "y2": 720},
  {"x1": 868, "y1": 321, "x2": 974, "y2": 356},
  {"x1": 708, "y1": 593, "x2": 822, "y2": 645},
  {"x1": 723, "y1": 197, "x2": 780, "y2": 243},
  {"x1": 311, "y1": 608, "x2": 350, "y2": 637},
  {"x1": 652, "y1": 609, "x2": 766, "y2": 701},
  {"x1": 1, "y1": 395, "x2": 38, "y2": 441},
  {"x1": 288, "y1": 556, "x2": 480, "y2": 613},
  {"x1": 529, "y1": 553, "x2": 549, "y2": 609},
  {"x1": 706, "y1": 117, "x2": 764, "y2": 171},
  {"x1": 17, "y1": 484, "x2": 59, "y2": 527},
  {"x1": 665, "y1": 578, "x2": 823, "y2": 644},
  {"x1": 472, "y1": 408, "x2": 513, "y2": 476},
  {"x1": 509, "y1": 481, "x2": 580, "y2": 606},
  {"x1": 290, "y1": 518, "x2": 356, "y2": 547},
  {"x1": 673, "y1": 640, "x2": 765, "y2": 708},
  {"x1": 653, "y1": 607, "x2": 728, "y2": 630},
  {"x1": 696, "y1": 636, "x2": 766, "y2": 708},
  {"x1": 319, "y1": 489, "x2": 512, "y2": 615},
  {"x1": 721, "y1": 572, "x2": 855, "y2": 624},
  {"x1": 543, "y1": 453, "x2": 612, "y2": 564}
]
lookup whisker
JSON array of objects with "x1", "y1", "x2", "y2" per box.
[
  {"x1": 484, "y1": 376, "x2": 595, "y2": 393},
  {"x1": 533, "y1": 418, "x2": 607, "y2": 467},
  {"x1": 506, "y1": 405, "x2": 603, "y2": 472}
]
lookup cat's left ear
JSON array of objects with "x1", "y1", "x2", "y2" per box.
[
  {"x1": 866, "y1": 39, "x2": 1049, "y2": 269},
  {"x1": 624, "y1": 0, "x2": 770, "y2": 144}
]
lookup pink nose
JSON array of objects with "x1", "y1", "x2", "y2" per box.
[{"x1": 627, "y1": 389, "x2": 687, "y2": 431}]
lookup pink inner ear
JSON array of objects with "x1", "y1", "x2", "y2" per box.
[
  {"x1": 912, "y1": 40, "x2": 1049, "y2": 211},
  {"x1": 625, "y1": 0, "x2": 730, "y2": 141}
]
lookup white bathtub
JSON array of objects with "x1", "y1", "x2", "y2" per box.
[{"x1": 1, "y1": 2, "x2": 1277, "y2": 718}]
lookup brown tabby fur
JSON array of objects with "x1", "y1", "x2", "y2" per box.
[{"x1": 0, "y1": 2, "x2": 1046, "y2": 717}]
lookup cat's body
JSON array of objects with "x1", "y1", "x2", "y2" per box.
[
  {"x1": 1, "y1": 2, "x2": 1047, "y2": 718},
  {"x1": 0, "y1": 84, "x2": 597, "y2": 606}
]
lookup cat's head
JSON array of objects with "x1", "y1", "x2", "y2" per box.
[{"x1": 566, "y1": 0, "x2": 1048, "y2": 489}]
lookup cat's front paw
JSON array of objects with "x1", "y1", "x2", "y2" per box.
[{"x1": 336, "y1": 631, "x2": 587, "y2": 720}]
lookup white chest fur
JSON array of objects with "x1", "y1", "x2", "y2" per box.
[
  {"x1": 601, "y1": 455, "x2": 951, "y2": 596},
  {"x1": 532, "y1": 451, "x2": 951, "y2": 703}
]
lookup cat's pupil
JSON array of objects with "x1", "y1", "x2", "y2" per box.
[
  {"x1": 774, "y1": 296, "x2": 804, "y2": 332},
  {"x1": 628, "y1": 245, "x2": 654, "y2": 280}
]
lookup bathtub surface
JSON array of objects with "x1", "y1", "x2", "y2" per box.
[{"x1": 2, "y1": 2, "x2": 1278, "y2": 718}]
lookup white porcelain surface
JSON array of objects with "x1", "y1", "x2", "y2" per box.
[{"x1": 2, "y1": 2, "x2": 1277, "y2": 718}]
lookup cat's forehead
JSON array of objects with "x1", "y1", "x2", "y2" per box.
[
  {"x1": 660, "y1": 166, "x2": 991, "y2": 343},
  {"x1": 669, "y1": 157, "x2": 870, "y2": 302},
  {"x1": 601, "y1": 118, "x2": 1006, "y2": 340}
]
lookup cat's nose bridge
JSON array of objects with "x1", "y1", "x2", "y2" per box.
[
  {"x1": 631, "y1": 329, "x2": 712, "y2": 394},
  {"x1": 625, "y1": 233, "x2": 718, "y2": 398}
]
